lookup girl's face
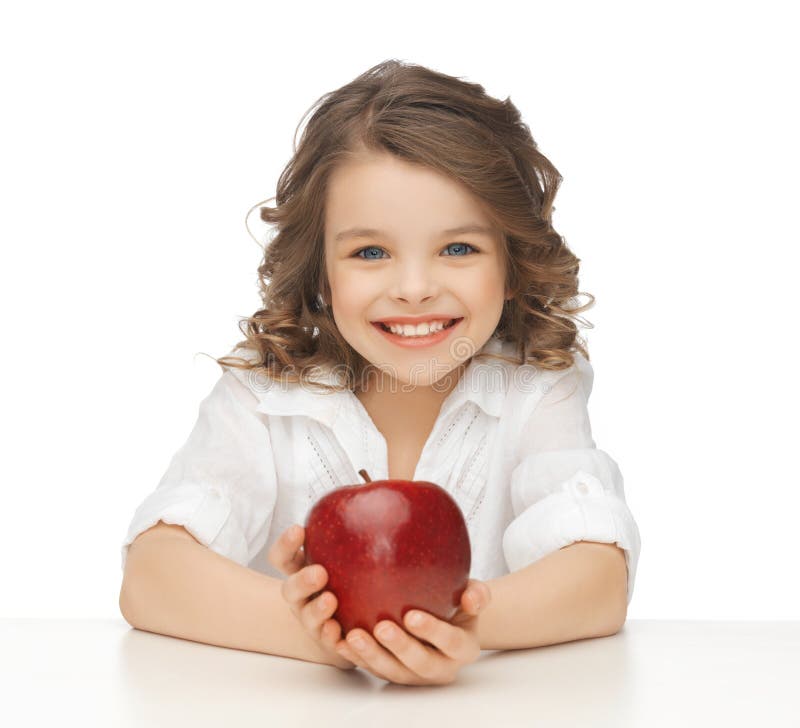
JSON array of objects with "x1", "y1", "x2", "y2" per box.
[{"x1": 324, "y1": 150, "x2": 511, "y2": 388}]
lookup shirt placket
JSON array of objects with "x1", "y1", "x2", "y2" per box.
[{"x1": 332, "y1": 393, "x2": 389, "y2": 483}]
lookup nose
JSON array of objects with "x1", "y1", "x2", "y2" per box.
[{"x1": 388, "y1": 260, "x2": 440, "y2": 305}]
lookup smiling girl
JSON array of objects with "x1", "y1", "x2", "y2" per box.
[
  {"x1": 119, "y1": 59, "x2": 641, "y2": 687},
  {"x1": 325, "y1": 149, "x2": 512, "y2": 484}
]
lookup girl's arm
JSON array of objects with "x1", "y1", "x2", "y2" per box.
[
  {"x1": 476, "y1": 540, "x2": 628, "y2": 651},
  {"x1": 119, "y1": 521, "x2": 337, "y2": 666},
  {"x1": 488, "y1": 356, "x2": 640, "y2": 650}
]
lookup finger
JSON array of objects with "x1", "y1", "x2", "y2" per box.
[
  {"x1": 346, "y1": 628, "x2": 421, "y2": 685},
  {"x1": 280, "y1": 563, "x2": 327, "y2": 607},
  {"x1": 462, "y1": 580, "x2": 491, "y2": 614},
  {"x1": 320, "y1": 618, "x2": 343, "y2": 650},
  {"x1": 335, "y1": 641, "x2": 371, "y2": 672},
  {"x1": 404, "y1": 609, "x2": 477, "y2": 663},
  {"x1": 266, "y1": 525, "x2": 299, "y2": 572},
  {"x1": 267, "y1": 525, "x2": 305, "y2": 575},
  {"x1": 322, "y1": 621, "x2": 357, "y2": 669},
  {"x1": 299, "y1": 589, "x2": 337, "y2": 637},
  {"x1": 373, "y1": 620, "x2": 444, "y2": 682}
]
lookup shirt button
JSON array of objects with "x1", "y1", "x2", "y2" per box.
[{"x1": 576, "y1": 481, "x2": 589, "y2": 495}]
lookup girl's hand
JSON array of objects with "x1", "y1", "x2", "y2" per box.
[
  {"x1": 267, "y1": 524, "x2": 356, "y2": 671},
  {"x1": 335, "y1": 579, "x2": 492, "y2": 686}
]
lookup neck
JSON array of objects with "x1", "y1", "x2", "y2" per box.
[{"x1": 355, "y1": 361, "x2": 468, "y2": 415}]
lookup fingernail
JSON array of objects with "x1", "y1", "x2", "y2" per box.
[{"x1": 306, "y1": 568, "x2": 318, "y2": 584}]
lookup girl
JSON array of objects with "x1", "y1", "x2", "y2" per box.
[{"x1": 120, "y1": 59, "x2": 641, "y2": 686}]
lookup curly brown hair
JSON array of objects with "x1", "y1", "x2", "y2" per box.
[{"x1": 213, "y1": 59, "x2": 595, "y2": 394}]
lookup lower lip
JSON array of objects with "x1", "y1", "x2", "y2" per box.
[{"x1": 371, "y1": 318, "x2": 463, "y2": 348}]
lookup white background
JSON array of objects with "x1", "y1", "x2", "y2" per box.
[{"x1": 2, "y1": 0, "x2": 797, "y2": 619}]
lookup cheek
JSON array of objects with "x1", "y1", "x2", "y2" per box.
[
  {"x1": 460, "y1": 265, "x2": 506, "y2": 304},
  {"x1": 331, "y1": 260, "x2": 505, "y2": 310},
  {"x1": 328, "y1": 269, "x2": 366, "y2": 309},
  {"x1": 332, "y1": 290, "x2": 371, "y2": 319},
  {"x1": 329, "y1": 285, "x2": 378, "y2": 336}
]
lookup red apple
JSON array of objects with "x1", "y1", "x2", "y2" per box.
[{"x1": 303, "y1": 469, "x2": 471, "y2": 635}]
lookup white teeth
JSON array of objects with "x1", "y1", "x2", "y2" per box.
[{"x1": 384, "y1": 320, "x2": 451, "y2": 336}]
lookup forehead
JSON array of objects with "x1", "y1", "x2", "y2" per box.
[{"x1": 324, "y1": 153, "x2": 497, "y2": 237}]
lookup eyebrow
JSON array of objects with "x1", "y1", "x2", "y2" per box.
[{"x1": 334, "y1": 223, "x2": 496, "y2": 244}]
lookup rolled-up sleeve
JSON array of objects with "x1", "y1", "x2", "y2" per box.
[
  {"x1": 502, "y1": 359, "x2": 642, "y2": 604},
  {"x1": 120, "y1": 368, "x2": 278, "y2": 573}
]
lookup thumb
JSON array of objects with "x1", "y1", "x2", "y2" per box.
[
  {"x1": 462, "y1": 579, "x2": 491, "y2": 615},
  {"x1": 267, "y1": 524, "x2": 305, "y2": 575}
]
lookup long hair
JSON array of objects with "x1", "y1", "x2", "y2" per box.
[{"x1": 213, "y1": 59, "x2": 594, "y2": 393}]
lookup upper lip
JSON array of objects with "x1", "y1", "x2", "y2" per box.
[{"x1": 371, "y1": 315, "x2": 462, "y2": 325}]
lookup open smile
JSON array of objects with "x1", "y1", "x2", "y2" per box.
[{"x1": 371, "y1": 317, "x2": 464, "y2": 348}]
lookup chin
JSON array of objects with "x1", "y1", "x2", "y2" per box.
[{"x1": 412, "y1": 362, "x2": 466, "y2": 390}]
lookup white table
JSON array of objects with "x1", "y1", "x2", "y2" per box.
[{"x1": 1, "y1": 619, "x2": 798, "y2": 727}]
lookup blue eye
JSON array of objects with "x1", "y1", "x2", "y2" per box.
[
  {"x1": 442, "y1": 242, "x2": 476, "y2": 256},
  {"x1": 354, "y1": 246, "x2": 387, "y2": 260},
  {"x1": 353, "y1": 242, "x2": 477, "y2": 260}
]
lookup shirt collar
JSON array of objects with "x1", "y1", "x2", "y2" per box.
[
  {"x1": 232, "y1": 334, "x2": 518, "y2": 426},
  {"x1": 437, "y1": 335, "x2": 516, "y2": 420}
]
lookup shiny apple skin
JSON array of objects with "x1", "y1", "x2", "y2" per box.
[{"x1": 303, "y1": 479, "x2": 472, "y2": 635}]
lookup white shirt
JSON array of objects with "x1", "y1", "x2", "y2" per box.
[{"x1": 121, "y1": 335, "x2": 642, "y2": 604}]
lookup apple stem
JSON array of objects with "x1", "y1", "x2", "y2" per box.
[{"x1": 358, "y1": 469, "x2": 372, "y2": 483}]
